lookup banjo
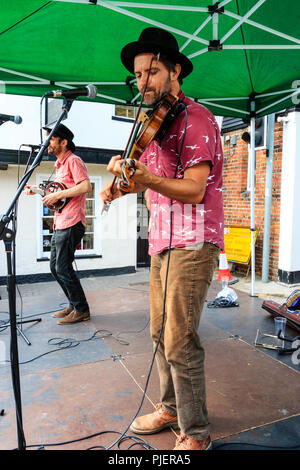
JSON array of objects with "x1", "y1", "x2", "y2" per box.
[{"x1": 30, "y1": 181, "x2": 69, "y2": 212}]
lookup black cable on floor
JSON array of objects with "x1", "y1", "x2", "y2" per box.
[{"x1": 213, "y1": 440, "x2": 300, "y2": 450}]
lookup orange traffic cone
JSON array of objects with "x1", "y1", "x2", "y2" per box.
[{"x1": 217, "y1": 251, "x2": 232, "y2": 282}]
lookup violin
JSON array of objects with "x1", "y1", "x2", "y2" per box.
[
  {"x1": 120, "y1": 92, "x2": 180, "y2": 189},
  {"x1": 102, "y1": 92, "x2": 183, "y2": 212}
]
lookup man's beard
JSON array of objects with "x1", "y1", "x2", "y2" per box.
[
  {"x1": 142, "y1": 73, "x2": 172, "y2": 106},
  {"x1": 47, "y1": 144, "x2": 62, "y2": 156},
  {"x1": 47, "y1": 147, "x2": 56, "y2": 156}
]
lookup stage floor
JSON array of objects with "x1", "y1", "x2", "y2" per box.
[{"x1": 0, "y1": 276, "x2": 299, "y2": 451}]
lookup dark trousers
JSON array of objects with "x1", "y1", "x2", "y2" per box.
[{"x1": 50, "y1": 221, "x2": 89, "y2": 313}]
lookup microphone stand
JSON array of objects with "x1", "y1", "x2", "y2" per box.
[
  {"x1": 3, "y1": 147, "x2": 43, "y2": 346},
  {"x1": 0, "y1": 98, "x2": 73, "y2": 450},
  {"x1": 3, "y1": 204, "x2": 42, "y2": 346}
]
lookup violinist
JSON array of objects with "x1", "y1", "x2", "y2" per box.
[{"x1": 101, "y1": 27, "x2": 224, "y2": 450}]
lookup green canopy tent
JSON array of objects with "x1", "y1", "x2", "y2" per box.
[{"x1": 1, "y1": 0, "x2": 300, "y2": 296}]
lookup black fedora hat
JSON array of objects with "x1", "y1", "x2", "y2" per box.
[
  {"x1": 121, "y1": 27, "x2": 193, "y2": 79},
  {"x1": 43, "y1": 123, "x2": 75, "y2": 152}
]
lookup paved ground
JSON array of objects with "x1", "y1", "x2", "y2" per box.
[
  {"x1": 0, "y1": 267, "x2": 299, "y2": 454},
  {"x1": 0, "y1": 268, "x2": 151, "y2": 300},
  {"x1": 228, "y1": 273, "x2": 297, "y2": 303},
  {"x1": 0, "y1": 267, "x2": 296, "y2": 304}
]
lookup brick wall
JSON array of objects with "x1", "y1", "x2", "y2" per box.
[{"x1": 222, "y1": 121, "x2": 283, "y2": 281}]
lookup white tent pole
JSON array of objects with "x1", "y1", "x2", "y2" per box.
[
  {"x1": 0, "y1": 66, "x2": 49, "y2": 83},
  {"x1": 223, "y1": 10, "x2": 300, "y2": 44},
  {"x1": 250, "y1": 102, "x2": 256, "y2": 297},
  {"x1": 96, "y1": 1, "x2": 210, "y2": 45},
  {"x1": 130, "y1": 91, "x2": 142, "y2": 104},
  {"x1": 188, "y1": 47, "x2": 208, "y2": 59},
  {"x1": 103, "y1": 2, "x2": 209, "y2": 12},
  {"x1": 221, "y1": 0, "x2": 266, "y2": 44},
  {"x1": 257, "y1": 88, "x2": 300, "y2": 115},
  {"x1": 180, "y1": 16, "x2": 212, "y2": 52},
  {"x1": 212, "y1": 1, "x2": 219, "y2": 40},
  {"x1": 196, "y1": 99, "x2": 250, "y2": 115},
  {"x1": 223, "y1": 45, "x2": 300, "y2": 49},
  {"x1": 188, "y1": 43, "x2": 300, "y2": 60},
  {"x1": 200, "y1": 96, "x2": 249, "y2": 101},
  {"x1": 180, "y1": 0, "x2": 233, "y2": 52},
  {"x1": 256, "y1": 88, "x2": 298, "y2": 98}
]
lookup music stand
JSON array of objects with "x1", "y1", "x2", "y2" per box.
[{"x1": 0, "y1": 98, "x2": 73, "y2": 450}]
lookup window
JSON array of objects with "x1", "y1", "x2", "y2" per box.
[
  {"x1": 37, "y1": 175, "x2": 101, "y2": 258},
  {"x1": 114, "y1": 105, "x2": 150, "y2": 121},
  {"x1": 75, "y1": 183, "x2": 96, "y2": 253},
  {"x1": 41, "y1": 205, "x2": 54, "y2": 254},
  {"x1": 115, "y1": 105, "x2": 139, "y2": 120}
]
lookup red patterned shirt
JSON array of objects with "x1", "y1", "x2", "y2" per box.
[
  {"x1": 53, "y1": 151, "x2": 89, "y2": 230},
  {"x1": 140, "y1": 91, "x2": 224, "y2": 255}
]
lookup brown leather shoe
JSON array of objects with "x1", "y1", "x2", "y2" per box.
[
  {"x1": 57, "y1": 309, "x2": 90, "y2": 325},
  {"x1": 173, "y1": 432, "x2": 212, "y2": 450},
  {"x1": 130, "y1": 403, "x2": 178, "y2": 435},
  {"x1": 52, "y1": 305, "x2": 73, "y2": 318}
]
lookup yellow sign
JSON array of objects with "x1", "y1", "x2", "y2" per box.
[{"x1": 224, "y1": 226, "x2": 258, "y2": 265}]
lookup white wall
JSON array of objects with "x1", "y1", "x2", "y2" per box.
[
  {"x1": 0, "y1": 93, "x2": 138, "y2": 278},
  {"x1": 0, "y1": 93, "x2": 132, "y2": 149},
  {"x1": 278, "y1": 111, "x2": 300, "y2": 275}
]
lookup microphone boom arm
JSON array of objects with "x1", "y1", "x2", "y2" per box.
[
  {"x1": 0, "y1": 97, "x2": 73, "y2": 450},
  {"x1": 2, "y1": 98, "x2": 73, "y2": 222}
]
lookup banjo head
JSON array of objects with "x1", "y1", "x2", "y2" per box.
[{"x1": 44, "y1": 181, "x2": 67, "y2": 211}]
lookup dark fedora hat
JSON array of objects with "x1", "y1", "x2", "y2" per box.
[
  {"x1": 43, "y1": 123, "x2": 75, "y2": 152},
  {"x1": 121, "y1": 27, "x2": 193, "y2": 79}
]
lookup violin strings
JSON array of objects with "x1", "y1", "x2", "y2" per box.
[{"x1": 109, "y1": 53, "x2": 160, "y2": 196}]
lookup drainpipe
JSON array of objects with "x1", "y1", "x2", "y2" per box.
[
  {"x1": 249, "y1": 112, "x2": 256, "y2": 297},
  {"x1": 262, "y1": 113, "x2": 275, "y2": 282}
]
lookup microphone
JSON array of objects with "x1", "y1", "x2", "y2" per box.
[
  {"x1": 0, "y1": 113, "x2": 22, "y2": 124},
  {"x1": 45, "y1": 84, "x2": 98, "y2": 99}
]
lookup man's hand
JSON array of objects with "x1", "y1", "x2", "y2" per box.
[
  {"x1": 105, "y1": 155, "x2": 153, "y2": 186},
  {"x1": 107, "y1": 155, "x2": 124, "y2": 178},
  {"x1": 24, "y1": 185, "x2": 39, "y2": 195},
  {"x1": 100, "y1": 156, "x2": 149, "y2": 211},
  {"x1": 100, "y1": 181, "x2": 122, "y2": 206},
  {"x1": 99, "y1": 155, "x2": 124, "y2": 209},
  {"x1": 128, "y1": 159, "x2": 154, "y2": 187},
  {"x1": 42, "y1": 191, "x2": 62, "y2": 207}
]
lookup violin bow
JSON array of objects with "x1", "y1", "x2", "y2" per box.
[{"x1": 102, "y1": 53, "x2": 160, "y2": 214}]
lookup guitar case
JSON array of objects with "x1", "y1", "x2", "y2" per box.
[{"x1": 262, "y1": 290, "x2": 300, "y2": 333}]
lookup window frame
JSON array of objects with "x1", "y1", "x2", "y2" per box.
[
  {"x1": 36, "y1": 174, "x2": 102, "y2": 259},
  {"x1": 114, "y1": 104, "x2": 138, "y2": 121}
]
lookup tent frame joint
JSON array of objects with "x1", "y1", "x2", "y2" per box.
[
  {"x1": 208, "y1": 39, "x2": 223, "y2": 51},
  {"x1": 208, "y1": 2, "x2": 224, "y2": 16}
]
